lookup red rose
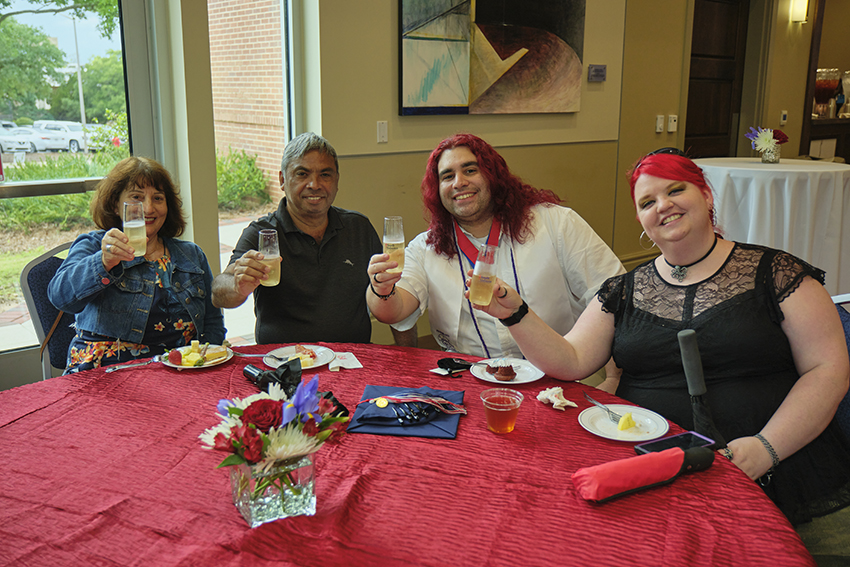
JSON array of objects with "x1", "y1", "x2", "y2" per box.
[
  {"x1": 241, "y1": 399, "x2": 284, "y2": 432},
  {"x1": 773, "y1": 129, "x2": 789, "y2": 144}
]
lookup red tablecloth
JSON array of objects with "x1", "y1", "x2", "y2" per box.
[{"x1": 0, "y1": 343, "x2": 815, "y2": 566}]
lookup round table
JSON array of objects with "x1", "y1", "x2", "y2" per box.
[{"x1": 695, "y1": 157, "x2": 850, "y2": 296}]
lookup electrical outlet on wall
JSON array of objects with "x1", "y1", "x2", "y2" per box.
[
  {"x1": 377, "y1": 121, "x2": 388, "y2": 143},
  {"x1": 780, "y1": 110, "x2": 788, "y2": 126},
  {"x1": 667, "y1": 115, "x2": 678, "y2": 133},
  {"x1": 656, "y1": 115, "x2": 665, "y2": 133}
]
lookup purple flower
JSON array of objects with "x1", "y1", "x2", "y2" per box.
[
  {"x1": 281, "y1": 375, "x2": 320, "y2": 427},
  {"x1": 217, "y1": 398, "x2": 235, "y2": 417}
]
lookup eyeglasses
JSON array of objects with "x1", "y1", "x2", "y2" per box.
[{"x1": 635, "y1": 147, "x2": 687, "y2": 170}]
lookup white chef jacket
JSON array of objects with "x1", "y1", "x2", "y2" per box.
[{"x1": 393, "y1": 204, "x2": 625, "y2": 358}]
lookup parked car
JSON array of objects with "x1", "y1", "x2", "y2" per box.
[
  {"x1": 32, "y1": 120, "x2": 89, "y2": 152},
  {"x1": 9, "y1": 127, "x2": 57, "y2": 153},
  {"x1": 0, "y1": 129, "x2": 30, "y2": 153},
  {"x1": 1, "y1": 121, "x2": 17, "y2": 130}
]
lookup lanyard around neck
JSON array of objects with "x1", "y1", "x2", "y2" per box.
[
  {"x1": 454, "y1": 218, "x2": 501, "y2": 265},
  {"x1": 453, "y1": 226, "x2": 520, "y2": 359}
]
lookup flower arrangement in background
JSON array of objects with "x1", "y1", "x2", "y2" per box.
[
  {"x1": 199, "y1": 375, "x2": 349, "y2": 498},
  {"x1": 745, "y1": 127, "x2": 788, "y2": 163}
]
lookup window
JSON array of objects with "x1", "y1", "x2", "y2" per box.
[{"x1": 0, "y1": 0, "x2": 152, "y2": 356}]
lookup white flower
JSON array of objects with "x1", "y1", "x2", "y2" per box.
[
  {"x1": 752, "y1": 129, "x2": 776, "y2": 152},
  {"x1": 257, "y1": 424, "x2": 321, "y2": 473},
  {"x1": 198, "y1": 413, "x2": 241, "y2": 449}
]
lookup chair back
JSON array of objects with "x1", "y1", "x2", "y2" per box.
[
  {"x1": 20, "y1": 242, "x2": 75, "y2": 379},
  {"x1": 833, "y1": 294, "x2": 850, "y2": 439}
]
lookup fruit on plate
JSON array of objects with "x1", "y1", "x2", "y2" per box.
[
  {"x1": 617, "y1": 412, "x2": 636, "y2": 431},
  {"x1": 167, "y1": 349, "x2": 182, "y2": 366}
]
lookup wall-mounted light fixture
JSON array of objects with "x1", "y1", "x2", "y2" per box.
[{"x1": 791, "y1": 0, "x2": 809, "y2": 23}]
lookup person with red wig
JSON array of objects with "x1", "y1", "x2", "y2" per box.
[
  {"x1": 472, "y1": 148, "x2": 850, "y2": 531},
  {"x1": 366, "y1": 133, "x2": 623, "y2": 362}
]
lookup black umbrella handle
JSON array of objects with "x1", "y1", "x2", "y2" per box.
[{"x1": 678, "y1": 329, "x2": 707, "y2": 396}]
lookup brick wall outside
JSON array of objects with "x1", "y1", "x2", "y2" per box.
[{"x1": 208, "y1": 0, "x2": 286, "y2": 201}]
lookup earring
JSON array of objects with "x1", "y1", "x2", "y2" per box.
[
  {"x1": 639, "y1": 230, "x2": 656, "y2": 250},
  {"x1": 709, "y1": 205, "x2": 717, "y2": 227}
]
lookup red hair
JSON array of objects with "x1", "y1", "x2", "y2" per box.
[
  {"x1": 421, "y1": 133, "x2": 561, "y2": 258},
  {"x1": 627, "y1": 152, "x2": 718, "y2": 228}
]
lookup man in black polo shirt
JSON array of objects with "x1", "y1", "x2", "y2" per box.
[{"x1": 212, "y1": 132, "x2": 381, "y2": 344}]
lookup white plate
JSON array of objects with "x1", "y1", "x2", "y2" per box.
[
  {"x1": 470, "y1": 358, "x2": 545, "y2": 384},
  {"x1": 577, "y1": 404, "x2": 669, "y2": 442},
  {"x1": 264, "y1": 345, "x2": 335, "y2": 369},
  {"x1": 162, "y1": 346, "x2": 233, "y2": 369}
]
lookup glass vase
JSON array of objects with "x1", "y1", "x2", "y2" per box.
[
  {"x1": 761, "y1": 145, "x2": 780, "y2": 164},
  {"x1": 229, "y1": 454, "x2": 316, "y2": 528}
]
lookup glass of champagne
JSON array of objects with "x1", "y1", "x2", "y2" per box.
[
  {"x1": 469, "y1": 244, "x2": 497, "y2": 306},
  {"x1": 258, "y1": 229, "x2": 281, "y2": 287},
  {"x1": 383, "y1": 216, "x2": 405, "y2": 273},
  {"x1": 122, "y1": 201, "x2": 146, "y2": 257}
]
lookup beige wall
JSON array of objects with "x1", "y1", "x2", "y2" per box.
[
  {"x1": 818, "y1": 0, "x2": 850, "y2": 74},
  {"x1": 312, "y1": 0, "x2": 817, "y2": 270}
]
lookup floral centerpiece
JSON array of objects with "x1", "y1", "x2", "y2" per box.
[
  {"x1": 199, "y1": 375, "x2": 349, "y2": 527},
  {"x1": 745, "y1": 127, "x2": 788, "y2": 164}
]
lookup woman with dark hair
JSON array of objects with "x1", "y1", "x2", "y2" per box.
[
  {"x1": 474, "y1": 149, "x2": 850, "y2": 527},
  {"x1": 49, "y1": 156, "x2": 224, "y2": 373}
]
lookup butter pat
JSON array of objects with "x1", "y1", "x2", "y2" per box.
[{"x1": 617, "y1": 412, "x2": 636, "y2": 431}]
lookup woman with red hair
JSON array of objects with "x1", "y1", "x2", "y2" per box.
[
  {"x1": 475, "y1": 148, "x2": 850, "y2": 529},
  {"x1": 367, "y1": 133, "x2": 623, "y2": 359}
]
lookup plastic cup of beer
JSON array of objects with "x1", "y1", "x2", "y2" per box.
[
  {"x1": 469, "y1": 244, "x2": 497, "y2": 306},
  {"x1": 383, "y1": 216, "x2": 405, "y2": 273},
  {"x1": 258, "y1": 229, "x2": 281, "y2": 287},
  {"x1": 122, "y1": 201, "x2": 146, "y2": 256},
  {"x1": 480, "y1": 388, "x2": 523, "y2": 434}
]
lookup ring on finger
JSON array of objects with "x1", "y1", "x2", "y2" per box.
[
  {"x1": 721, "y1": 447, "x2": 734, "y2": 461},
  {"x1": 498, "y1": 287, "x2": 508, "y2": 299},
  {"x1": 373, "y1": 273, "x2": 381, "y2": 285},
  {"x1": 105, "y1": 243, "x2": 112, "y2": 253}
]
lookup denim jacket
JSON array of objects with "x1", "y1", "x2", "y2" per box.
[{"x1": 48, "y1": 230, "x2": 225, "y2": 345}]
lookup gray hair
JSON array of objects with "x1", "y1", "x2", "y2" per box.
[{"x1": 280, "y1": 132, "x2": 339, "y2": 178}]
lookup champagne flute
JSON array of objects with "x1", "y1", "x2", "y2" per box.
[
  {"x1": 122, "y1": 201, "x2": 146, "y2": 256},
  {"x1": 258, "y1": 229, "x2": 281, "y2": 287},
  {"x1": 469, "y1": 244, "x2": 497, "y2": 306},
  {"x1": 383, "y1": 216, "x2": 405, "y2": 273}
]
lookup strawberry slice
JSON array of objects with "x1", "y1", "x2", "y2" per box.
[{"x1": 167, "y1": 349, "x2": 182, "y2": 366}]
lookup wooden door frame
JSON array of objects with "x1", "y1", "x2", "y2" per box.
[{"x1": 798, "y1": 0, "x2": 826, "y2": 156}]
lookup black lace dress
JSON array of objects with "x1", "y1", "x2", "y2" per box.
[{"x1": 597, "y1": 242, "x2": 850, "y2": 525}]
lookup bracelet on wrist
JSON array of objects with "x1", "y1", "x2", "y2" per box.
[
  {"x1": 370, "y1": 283, "x2": 396, "y2": 300},
  {"x1": 754, "y1": 433, "x2": 780, "y2": 470},
  {"x1": 499, "y1": 300, "x2": 529, "y2": 327}
]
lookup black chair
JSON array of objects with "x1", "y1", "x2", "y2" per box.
[
  {"x1": 833, "y1": 294, "x2": 850, "y2": 439},
  {"x1": 20, "y1": 242, "x2": 75, "y2": 379}
]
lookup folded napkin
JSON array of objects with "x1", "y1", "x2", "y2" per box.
[
  {"x1": 572, "y1": 447, "x2": 714, "y2": 502},
  {"x1": 347, "y1": 385, "x2": 465, "y2": 439},
  {"x1": 329, "y1": 352, "x2": 362, "y2": 372}
]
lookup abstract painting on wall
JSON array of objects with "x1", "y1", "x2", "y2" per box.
[{"x1": 400, "y1": 0, "x2": 586, "y2": 115}]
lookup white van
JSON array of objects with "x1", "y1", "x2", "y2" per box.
[{"x1": 32, "y1": 120, "x2": 89, "y2": 152}]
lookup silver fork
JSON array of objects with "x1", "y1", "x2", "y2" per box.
[
  {"x1": 105, "y1": 354, "x2": 164, "y2": 373},
  {"x1": 231, "y1": 352, "x2": 287, "y2": 363},
  {"x1": 583, "y1": 392, "x2": 623, "y2": 424}
]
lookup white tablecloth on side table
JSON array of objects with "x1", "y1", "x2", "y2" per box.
[{"x1": 694, "y1": 157, "x2": 850, "y2": 296}]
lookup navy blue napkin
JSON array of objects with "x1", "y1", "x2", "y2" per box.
[{"x1": 347, "y1": 385, "x2": 465, "y2": 439}]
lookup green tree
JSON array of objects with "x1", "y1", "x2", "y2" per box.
[
  {"x1": 0, "y1": 17, "x2": 65, "y2": 113},
  {"x1": 50, "y1": 49, "x2": 125, "y2": 123},
  {"x1": 0, "y1": 1, "x2": 119, "y2": 37}
]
